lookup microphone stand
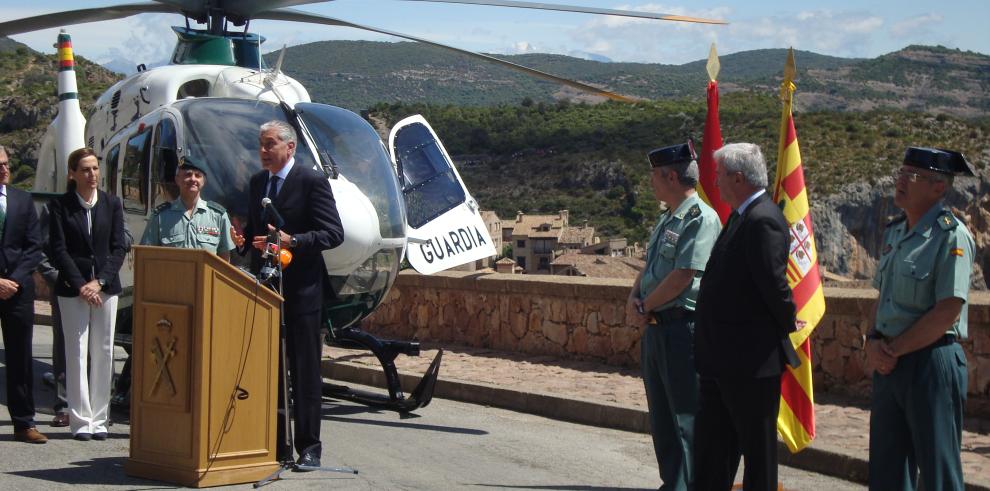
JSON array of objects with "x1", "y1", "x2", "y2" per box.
[{"x1": 255, "y1": 226, "x2": 357, "y2": 488}]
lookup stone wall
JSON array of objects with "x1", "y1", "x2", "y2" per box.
[{"x1": 366, "y1": 270, "x2": 990, "y2": 415}]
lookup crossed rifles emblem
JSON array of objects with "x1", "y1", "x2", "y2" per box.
[{"x1": 150, "y1": 317, "x2": 178, "y2": 396}]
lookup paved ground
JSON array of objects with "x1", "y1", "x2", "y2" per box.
[
  {"x1": 2, "y1": 325, "x2": 866, "y2": 490},
  {"x1": 325, "y1": 343, "x2": 990, "y2": 490}
]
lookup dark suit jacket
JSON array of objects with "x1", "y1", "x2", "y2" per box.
[
  {"x1": 48, "y1": 190, "x2": 127, "y2": 297},
  {"x1": 0, "y1": 186, "x2": 42, "y2": 302},
  {"x1": 695, "y1": 192, "x2": 797, "y2": 378},
  {"x1": 244, "y1": 162, "x2": 344, "y2": 313}
]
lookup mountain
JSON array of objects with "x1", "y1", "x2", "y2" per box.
[{"x1": 265, "y1": 41, "x2": 990, "y2": 117}]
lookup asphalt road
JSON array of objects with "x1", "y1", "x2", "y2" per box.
[{"x1": 1, "y1": 324, "x2": 865, "y2": 490}]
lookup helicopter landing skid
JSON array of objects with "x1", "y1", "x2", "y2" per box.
[{"x1": 323, "y1": 339, "x2": 443, "y2": 413}]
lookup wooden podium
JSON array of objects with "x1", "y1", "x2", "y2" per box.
[{"x1": 125, "y1": 246, "x2": 283, "y2": 487}]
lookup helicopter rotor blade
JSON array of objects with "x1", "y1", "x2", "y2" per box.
[
  {"x1": 150, "y1": 0, "x2": 333, "y2": 21},
  {"x1": 396, "y1": 0, "x2": 727, "y2": 24},
  {"x1": 255, "y1": 8, "x2": 638, "y2": 103},
  {"x1": 0, "y1": 2, "x2": 176, "y2": 37}
]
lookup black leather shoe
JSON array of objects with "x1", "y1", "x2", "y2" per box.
[
  {"x1": 92, "y1": 432, "x2": 108, "y2": 441},
  {"x1": 74, "y1": 432, "x2": 92, "y2": 441},
  {"x1": 294, "y1": 452, "x2": 320, "y2": 472}
]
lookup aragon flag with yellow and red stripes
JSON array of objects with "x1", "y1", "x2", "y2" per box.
[
  {"x1": 696, "y1": 43, "x2": 731, "y2": 223},
  {"x1": 772, "y1": 48, "x2": 826, "y2": 453}
]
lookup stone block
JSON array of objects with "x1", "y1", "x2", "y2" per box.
[
  {"x1": 609, "y1": 326, "x2": 638, "y2": 354},
  {"x1": 542, "y1": 320, "x2": 569, "y2": 347},
  {"x1": 566, "y1": 300, "x2": 584, "y2": 325},
  {"x1": 821, "y1": 341, "x2": 844, "y2": 376},
  {"x1": 568, "y1": 326, "x2": 589, "y2": 354},
  {"x1": 548, "y1": 299, "x2": 566, "y2": 323},
  {"x1": 528, "y1": 309, "x2": 543, "y2": 334},
  {"x1": 509, "y1": 295, "x2": 527, "y2": 314},
  {"x1": 586, "y1": 312, "x2": 600, "y2": 334},
  {"x1": 842, "y1": 351, "x2": 865, "y2": 382},
  {"x1": 509, "y1": 312, "x2": 528, "y2": 339},
  {"x1": 600, "y1": 304, "x2": 623, "y2": 326},
  {"x1": 586, "y1": 334, "x2": 610, "y2": 359},
  {"x1": 974, "y1": 356, "x2": 990, "y2": 396}
]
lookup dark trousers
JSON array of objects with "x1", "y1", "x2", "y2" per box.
[
  {"x1": 694, "y1": 374, "x2": 781, "y2": 491},
  {"x1": 278, "y1": 308, "x2": 324, "y2": 459},
  {"x1": 50, "y1": 296, "x2": 67, "y2": 413},
  {"x1": 869, "y1": 341, "x2": 966, "y2": 491},
  {"x1": 1, "y1": 294, "x2": 37, "y2": 431},
  {"x1": 641, "y1": 316, "x2": 699, "y2": 491}
]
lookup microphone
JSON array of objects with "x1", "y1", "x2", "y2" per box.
[{"x1": 261, "y1": 197, "x2": 285, "y2": 228}]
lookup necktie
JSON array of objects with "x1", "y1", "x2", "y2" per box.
[
  {"x1": 0, "y1": 201, "x2": 6, "y2": 243},
  {"x1": 267, "y1": 175, "x2": 280, "y2": 201}
]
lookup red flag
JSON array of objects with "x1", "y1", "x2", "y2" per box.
[{"x1": 696, "y1": 77, "x2": 730, "y2": 223}]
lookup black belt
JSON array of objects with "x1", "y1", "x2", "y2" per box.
[
  {"x1": 933, "y1": 333, "x2": 958, "y2": 347},
  {"x1": 655, "y1": 307, "x2": 694, "y2": 324},
  {"x1": 881, "y1": 333, "x2": 957, "y2": 347}
]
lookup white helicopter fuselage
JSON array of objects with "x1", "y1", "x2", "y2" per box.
[{"x1": 34, "y1": 31, "x2": 495, "y2": 328}]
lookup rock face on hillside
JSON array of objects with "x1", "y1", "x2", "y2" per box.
[{"x1": 813, "y1": 167, "x2": 990, "y2": 289}]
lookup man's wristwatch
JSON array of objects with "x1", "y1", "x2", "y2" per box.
[
  {"x1": 290, "y1": 235, "x2": 298, "y2": 248},
  {"x1": 97, "y1": 278, "x2": 107, "y2": 289}
]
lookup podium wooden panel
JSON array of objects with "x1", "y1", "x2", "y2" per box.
[{"x1": 125, "y1": 246, "x2": 283, "y2": 487}]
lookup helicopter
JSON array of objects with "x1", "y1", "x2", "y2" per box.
[{"x1": 0, "y1": 1, "x2": 725, "y2": 412}]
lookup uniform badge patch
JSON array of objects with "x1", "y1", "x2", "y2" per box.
[
  {"x1": 664, "y1": 229, "x2": 680, "y2": 245},
  {"x1": 951, "y1": 247, "x2": 965, "y2": 257}
]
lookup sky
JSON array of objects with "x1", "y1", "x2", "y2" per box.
[{"x1": 3, "y1": 0, "x2": 988, "y2": 68}]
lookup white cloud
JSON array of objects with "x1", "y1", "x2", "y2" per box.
[
  {"x1": 569, "y1": 6, "x2": 887, "y2": 64},
  {"x1": 510, "y1": 41, "x2": 537, "y2": 53},
  {"x1": 96, "y1": 14, "x2": 177, "y2": 67},
  {"x1": 890, "y1": 13, "x2": 944, "y2": 38}
]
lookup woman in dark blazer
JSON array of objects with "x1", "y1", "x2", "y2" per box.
[{"x1": 49, "y1": 147, "x2": 126, "y2": 441}]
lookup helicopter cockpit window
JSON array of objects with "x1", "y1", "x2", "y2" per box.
[
  {"x1": 392, "y1": 124, "x2": 466, "y2": 229},
  {"x1": 104, "y1": 144, "x2": 120, "y2": 196},
  {"x1": 152, "y1": 117, "x2": 179, "y2": 208},
  {"x1": 121, "y1": 126, "x2": 151, "y2": 214},
  {"x1": 174, "y1": 98, "x2": 315, "y2": 222},
  {"x1": 295, "y1": 103, "x2": 406, "y2": 241}
]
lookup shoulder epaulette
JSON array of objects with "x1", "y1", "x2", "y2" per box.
[
  {"x1": 937, "y1": 211, "x2": 959, "y2": 231},
  {"x1": 206, "y1": 200, "x2": 226, "y2": 214},
  {"x1": 688, "y1": 204, "x2": 701, "y2": 218},
  {"x1": 886, "y1": 214, "x2": 906, "y2": 228},
  {"x1": 152, "y1": 202, "x2": 170, "y2": 216}
]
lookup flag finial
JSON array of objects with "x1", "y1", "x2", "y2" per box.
[
  {"x1": 783, "y1": 47, "x2": 796, "y2": 84},
  {"x1": 706, "y1": 43, "x2": 720, "y2": 82}
]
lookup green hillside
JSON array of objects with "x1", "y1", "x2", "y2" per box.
[{"x1": 268, "y1": 41, "x2": 989, "y2": 117}]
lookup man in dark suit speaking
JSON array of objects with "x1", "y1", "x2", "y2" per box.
[
  {"x1": 693, "y1": 143, "x2": 799, "y2": 491},
  {"x1": 235, "y1": 120, "x2": 344, "y2": 471}
]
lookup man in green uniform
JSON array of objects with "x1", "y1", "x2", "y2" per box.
[
  {"x1": 627, "y1": 142, "x2": 721, "y2": 491},
  {"x1": 140, "y1": 157, "x2": 236, "y2": 259},
  {"x1": 866, "y1": 147, "x2": 976, "y2": 491}
]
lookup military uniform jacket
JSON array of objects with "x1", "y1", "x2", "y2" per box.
[
  {"x1": 873, "y1": 203, "x2": 975, "y2": 338},
  {"x1": 640, "y1": 193, "x2": 721, "y2": 312},
  {"x1": 140, "y1": 198, "x2": 235, "y2": 253}
]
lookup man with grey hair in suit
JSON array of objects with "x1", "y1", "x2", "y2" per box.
[{"x1": 693, "y1": 142, "x2": 800, "y2": 491}]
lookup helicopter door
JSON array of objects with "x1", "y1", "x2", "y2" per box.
[{"x1": 389, "y1": 115, "x2": 496, "y2": 275}]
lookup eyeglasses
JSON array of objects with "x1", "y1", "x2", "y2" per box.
[{"x1": 894, "y1": 169, "x2": 940, "y2": 183}]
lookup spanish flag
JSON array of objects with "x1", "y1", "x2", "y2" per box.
[
  {"x1": 696, "y1": 44, "x2": 731, "y2": 223},
  {"x1": 773, "y1": 48, "x2": 826, "y2": 453}
]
